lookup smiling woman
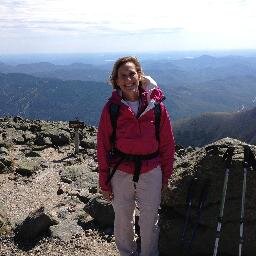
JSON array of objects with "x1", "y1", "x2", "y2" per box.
[{"x1": 97, "y1": 56, "x2": 175, "y2": 256}]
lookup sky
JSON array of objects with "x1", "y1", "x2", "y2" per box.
[{"x1": 1, "y1": 0, "x2": 256, "y2": 54}]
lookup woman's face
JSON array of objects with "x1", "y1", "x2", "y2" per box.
[{"x1": 116, "y1": 62, "x2": 141, "y2": 101}]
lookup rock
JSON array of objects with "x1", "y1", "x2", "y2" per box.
[
  {"x1": 34, "y1": 135, "x2": 52, "y2": 146},
  {"x1": 13, "y1": 134, "x2": 26, "y2": 145},
  {"x1": 85, "y1": 194, "x2": 114, "y2": 228},
  {"x1": 40, "y1": 127, "x2": 70, "y2": 146},
  {"x1": 80, "y1": 138, "x2": 96, "y2": 149},
  {"x1": 185, "y1": 146, "x2": 195, "y2": 153},
  {"x1": 14, "y1": 207, "x2": 58, "y2": 243},
  {"x1": 86, "y1": 148, "x2": 96, "y2": 156},
  {"x1": 0, "y1": 140, "x2": 12, "y2": 148},
  {"x1": 23, "y1": 132, "x2": 37, "y2": 144},
  {"x1": 50, "y1": 219, "x2": 84, "y2": 242},
  {"x1": 0, "y1": 146, "x2": 8, "y2": 155},
  {"x1": 0, "y1": 156, "x2": 13, "y2": 173},
  {"x1": 25, "y1": 150, "x2": 41, "y2": 157},
  {"x1": 159, "y1": 138, "x2": 256, "y2": 256},
  {"x1": 15, "y1": 159, "x2": 40, "y2": 176},
  {"x1": 60, "y1": 164, "x2": 98, "y2": 191},
  {"x1": 77, "y1": 189, "x2": 92, "y2": 204},
  {"x1": 13, "y1": 116, "x2": 23, "y2": 123},
  {"x1": 29, "y1": 124, "x2": 42, "y2": 133}
]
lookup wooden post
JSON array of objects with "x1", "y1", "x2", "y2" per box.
[
  {"x1": 74, "y1": 127, "x2": 79, "y2": 154},
  {"x1": 69, "y1": 119, "x2": 85, "y2": 155}
]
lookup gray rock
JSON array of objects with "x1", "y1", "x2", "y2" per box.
[
  {"x1": 15, "y1": 159, "x2": 40, "y2": 176},
  {"x1": 77, "y1": 189, "x2": 93, "y2": 204},
  {"x1": 40, "y1": 128, "x2": 70, "y2": 146},
  {"x1": 0, "y1": 147, "x2": 8, "y2": 155},
  {"x1": 85, "y1": 194, "x2": 114, "y2": 228},
  {"x1": 0, "y1": 156, "x2": 13, "y2": 173},
  {"x1": 159, "y1": 138, "x2": 256, "y2": 256},
  {"x1": 25, "y1": 150, "x2": 41, "y2": 157},
  {"x1": 13, "y1": 134, "x2": 26, "y2": 145},
  {"x1": 60, "y1": 164, "x2": 98, "y2": 191},
  {"x1": 14, "y1": 207, "x2": 58, "y2": 242},
  {"x1": 50, "y1": 219, "x2": 84, "y2": 242},
  {"x1": 34, "y1": 135, "x2": 52, "y2": 146},
  {"x1": 23, "y1": 132, "x2": 37, "y2": 144},
  {"x1": 80, "y1": 138, "x2": 96, "y2": 149}
]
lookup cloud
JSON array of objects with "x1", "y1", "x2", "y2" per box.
[
  {"x1": 136, "y1": 27, "x2": 184, "y2": 35},
  {"x1": 0, "y1": 0, "x2": 26, "y2": 8},
  {"x1": 1, "y1": 0, "x2": 256, "y2": 53}
]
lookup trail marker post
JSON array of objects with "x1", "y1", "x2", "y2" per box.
[{"x1": 69, "y1": 119, "x2": 85, "y2": 154}]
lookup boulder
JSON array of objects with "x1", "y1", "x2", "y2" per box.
[
  {"x1": 60, "y1": 164, "x2": 98, "y2": 191},
  {"x1": 14, "y1": 207, "x2": 58, "y2": 243},
  {"x1": 0, "y1": 146, "x2": 8, "y2": 155},
  {"x1": 80, "y1": 138, "x2": 96, "y2": 149},
  {"x1": 40, "y1": 127, "x2": 70, "y2": 146},
  {"x1": 159, "y1": 138, "x2": 256, "y2": 256},
  {"x1": 15, "y1": 159, "x2": 40, "y2": 176},
  {"x1": 85, "y1": 194, "x2": 114, "y2": 228},
  {"x1": 0, "y1": 156, "x2": 13, "y2": 173},
  {"x1": 34, "y1": 135, "x2": 52, "y2": 146},
  {"x1": 50, "y1": 219, "x2": 84, "y2": 242}
]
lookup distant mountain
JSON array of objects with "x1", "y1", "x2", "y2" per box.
[
  {"x1": 1, "y1": 55, "x2": 256, "y2": 125},
  {"x1": 2, "y1": 55, "x2": 256, "y2": 87},
  {"x1": 1, "y1": 71, "x2": 256, "y2": 126},
  {"x1": 0, "y1": 62, "x2": 110, "y2": 82},
  {"x1": 0, "y1": 73, "x2": 111, "y2": 126},
  {"x1": 173, "y1": 107, "x2": 256, "y2": 147}
]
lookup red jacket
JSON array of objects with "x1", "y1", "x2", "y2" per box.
[{"x1": 97, "y1": 77, "x2": 175, "y2": 192}]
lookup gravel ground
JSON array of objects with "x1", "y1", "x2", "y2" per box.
[{"x1": 0, "y1": 145, "x2": 119, "y2": 256}]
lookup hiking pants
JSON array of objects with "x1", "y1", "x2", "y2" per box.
[{"x1": 111, "y1": 166, "x2": 162, "y2": 256}]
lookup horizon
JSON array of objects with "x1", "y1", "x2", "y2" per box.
[
  {"x1": 2, "y1": 48, "x2": 256, "y2": 65},
  {"x1": 1, "y1": 0, "x2": 256, "y2": 54}
]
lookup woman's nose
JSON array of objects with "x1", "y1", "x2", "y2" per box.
[{"x1": 124, "y1": 76, "x2": 132, "y2": 82}]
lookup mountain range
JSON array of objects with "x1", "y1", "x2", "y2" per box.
[
  {"x1": 0, "y1": 54, "x2": 256, "y2": 146},
  {"x1": 0, "y1": 73, "x2": 111, "y2": 126},
  {"x1": 174, "y1": 106, "x2": 256, "y2": 147}
]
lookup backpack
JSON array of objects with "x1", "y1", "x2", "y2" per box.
[
  {"x1": 106, "y1": 102, "x2": 162, "y2": 183},
  {"x1": 109, "y1": 102, "x2": 161, "y2": 147}
]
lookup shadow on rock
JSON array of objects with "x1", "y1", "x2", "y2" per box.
[{"x1": 14, "y1": 206, "x2": 58, "y2": 250}]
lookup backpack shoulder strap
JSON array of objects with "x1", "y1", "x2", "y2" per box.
[
  {"x1": 109, "y1": 103, "x2": 120, "y2": 146},
  {"x1": 154, "y1": 103, "x2": 161, "y2": 142}
]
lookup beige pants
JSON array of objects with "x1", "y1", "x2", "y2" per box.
[{"x1": 111, "y1": 166, "x2": 162, "y2": 256}]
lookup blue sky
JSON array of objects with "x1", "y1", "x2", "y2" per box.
[{"x1": 1, "y1": 0, "x2": 256, "y2": 54}]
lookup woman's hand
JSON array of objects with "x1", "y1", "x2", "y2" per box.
[{"x1": 101, "y1": 190, "x2": 114, "y2": 202}]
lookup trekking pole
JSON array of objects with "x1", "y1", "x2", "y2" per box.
[
  {"x1": 180, "y1": 177, "x2": 198, "y2": 249},
  {"x1": 213, "y1": 147, "x2": 234, "y2": 256},
  {"x1": 239, "y1": 145, "x2": 256, "y2": 256},
  {"x1": 186, "y1": 178, "x2": 211, "y2": 255}
]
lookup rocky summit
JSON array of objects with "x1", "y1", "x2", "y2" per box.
[{"x1": 0, "y1": 116, "x2": 256, "y2": 256}]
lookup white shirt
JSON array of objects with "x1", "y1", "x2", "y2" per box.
[{"x1": 125, "y1": 100, "x2": 140, "y2": 116}]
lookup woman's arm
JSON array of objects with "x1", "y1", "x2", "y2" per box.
[
  {"x1": 97, "y1": 104, "x2": 113, "y2": 192},
  {"x1": 158, "y1": 104, "x2": 175, "y2": 186}
]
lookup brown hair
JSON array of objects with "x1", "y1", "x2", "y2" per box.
[{"x1": 109, "y1": 56, "x2": 144, "y2": 89}]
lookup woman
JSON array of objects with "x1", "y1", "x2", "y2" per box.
[{"x1": 97, "y1": 56, "x2": 175, "y2": 256}]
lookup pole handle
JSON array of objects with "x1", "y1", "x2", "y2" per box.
[
  {"x1": 243, "y1": 145, "x2": 256, "y2": 169},
  {"x1": 223, "y1": 147, "x2": 234, "y2": 169}
]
